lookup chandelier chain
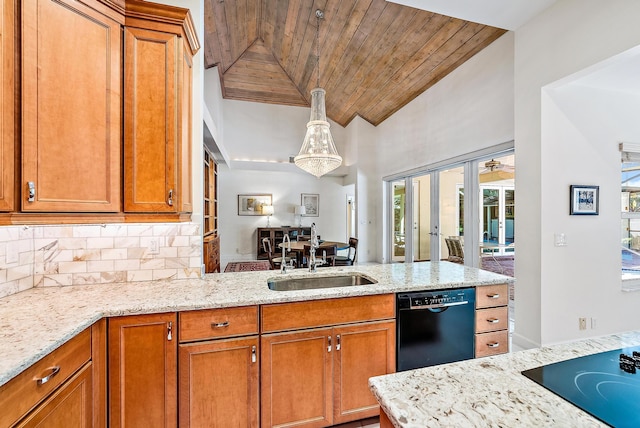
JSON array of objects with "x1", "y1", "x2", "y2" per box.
[{"x1": 316, "y1": 9, "x2": 322, "y2": 88}]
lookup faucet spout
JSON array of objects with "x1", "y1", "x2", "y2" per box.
[{"x1": 308, "y1": 223, "x2": 323, "y2": 272}]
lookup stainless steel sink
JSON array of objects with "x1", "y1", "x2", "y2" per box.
[{"x1": 267, "y1": 273, "x2": 377, "y2": 291}]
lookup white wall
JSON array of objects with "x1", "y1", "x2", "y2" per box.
[
  {"x1": 217, "y1": 166, "x2": 354, "y2": 268},
  {"x1": 514, "y1": 0, "x2": 640, "y2": 347}
]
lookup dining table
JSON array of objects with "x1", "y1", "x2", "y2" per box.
[{"x1": 279, "y1": 240, "x2": 349, "y2": 267}]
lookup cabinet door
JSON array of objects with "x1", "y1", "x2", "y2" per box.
[
  {"x1": 261, "y1": 328, "x2": 333, "y2": 428},
  {"x1": 109, "y1": 313, "x2": 178, "y2": 428},
  {"x1": 333, "y1": 321, "x2": 396, "y2": 425},
  {"x1": 124, "y1": 26, "x2": 178, "y2": 213},
  {"x1": 22, "y1": 0, "x2": 121, "y2": 212},
  {"x1": 179, "y1": 336, "x2": 259, "y2": 427},
  {"x1": 0, "y1": 0, "x2": 15, "y2": 211},
  {"x1": 15, "y1": 363, "x2": 93, "y2": 428}
]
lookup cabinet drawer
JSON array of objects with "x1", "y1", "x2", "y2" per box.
[
  {"x1": 476, "y1": 284, "x2": 508, "y2": 308},
  {"x1": 261, "y1": 294, "x2": 395, "y2": 333},
  {"x1": 179, "y1": 306, "x2": 259, "y2": 342},
  {"x1": 0, "y1": 328, "x2": 91, "y2": 428},
  {"x1": 475, "y1": 306, "x2": 509, "y2": 333},
  {"x1": 475, "y1": 330, "x2": 509, "y2": 358}
]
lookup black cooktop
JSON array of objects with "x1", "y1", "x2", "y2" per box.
[{"x1": 522, "y1": 346, "x2": 640, "y2": 427}]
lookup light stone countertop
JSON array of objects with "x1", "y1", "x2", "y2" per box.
[
  {"x1": 0, "y1": 261, "x2": 511, "y2": 387},
  {"x1": 369, "y1": 331, "x2": 640, "y2": 427}
]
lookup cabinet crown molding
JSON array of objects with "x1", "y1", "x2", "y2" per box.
[{"x1": 125, "y1": 0, "x2": 200, "y2": 55}]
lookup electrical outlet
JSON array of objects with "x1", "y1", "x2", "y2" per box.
[
  {"x1": 579, "y1": 317, "x2": 587, "y2": 330},
  {"x1": 148, "y1": 239, "x2": 159, "y2": 255}
]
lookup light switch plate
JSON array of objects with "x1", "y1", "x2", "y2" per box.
[{"x1": 554, "y1": 233, "x2": 567, "y2": 247}]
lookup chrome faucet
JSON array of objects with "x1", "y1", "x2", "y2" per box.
[
  {"x1": 308, "y1": 223, "x2": 325, "y2": 272},
  {"x1": 281, "y1": 234, "x2": 291, "y2": 274}
]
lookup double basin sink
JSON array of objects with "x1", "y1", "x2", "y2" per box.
[{"x1": 267, "y1": 273, "x2": 377, "y2": 291}]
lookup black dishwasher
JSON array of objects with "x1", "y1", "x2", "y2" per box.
[{"x1": 396, "y1": 287, "x2": 475, "y2": 371}]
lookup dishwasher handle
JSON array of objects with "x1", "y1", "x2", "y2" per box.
[{"x1": 408, "y1": 300, "x2": 469, "y2": 310}]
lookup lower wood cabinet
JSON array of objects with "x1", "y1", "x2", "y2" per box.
[
  {"x1": 178, "y1": 306, "x2": 260, "y2": 427},
  {"x1": 475, "y1": 284, "x2": 510, "y2": 358},
  {"x1": 179, "y1": 336, "x2": 259, "y2": 427},
  {"x1": 15, "y1": 363, "x2": 93, "y2": 428},
  {"x1": 261, "y1": 320, "x2": 396, "y2": 427},
  {"x1": 108, "y1": 313, "x2": 178, "y2": 428},
  {"x1": 0, "y1": 322, "x2": 105, "y2": 428}
]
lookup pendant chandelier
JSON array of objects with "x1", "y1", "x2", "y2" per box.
[{"x1": 294, "y1": 9, "x2": 342, "y2": 178}]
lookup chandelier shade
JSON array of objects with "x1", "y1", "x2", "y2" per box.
[
  {"x1": 294, "y1": 88, "x2": 342, "y2": 178},
  {"x1": 293, "y1": 10, "x2": 342, "y2": 178}
]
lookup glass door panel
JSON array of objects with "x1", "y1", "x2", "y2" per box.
[
  {"x1": 412, "y1": 174, "x2": 431, "y2": 261},
  {"x1": 479, "y1": 154, "x2": 515, "y2": 257},
  {"x1": 392, "y1": 180, "x2": 406, "y2": 262},
  {"x1": 440, "y1": 166, "x2": 464, "y2": 262}
]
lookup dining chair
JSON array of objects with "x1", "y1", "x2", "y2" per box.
[
  {"x1": 445, "y1": 237, "x2": 464, "y2": 264},
  {"x1": 262, "y1": 237, "x2": 293, "y2": 270},
  {"x1": 335, "y1": 237, "x2": 358, "y2": 266},
  {"x1": 302, "y1": 244, "x2": 336, "y2": 267}
]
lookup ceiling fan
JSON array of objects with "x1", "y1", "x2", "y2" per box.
[{"x1": 480, "y1": 159, "x2": 515, "y2": 183}]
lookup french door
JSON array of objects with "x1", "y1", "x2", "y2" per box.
[{"x1": 386, "y1": 145, "x2": 514, "y2": 266}]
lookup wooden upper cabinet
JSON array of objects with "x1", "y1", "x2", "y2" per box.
[
  {"x1": 123, "y1": 0, "x2": 199, "y2": 214},
  {"x1": 21, "y1": 0, "x2": 122, "y2": 212},
  {"x1": 0, "y1": 0, "x2": 16, "y2": 212}
]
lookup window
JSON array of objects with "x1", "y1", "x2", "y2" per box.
[
  {"x1": 621, "y1": 160, "x2": 640, "y2": 282},
  {"x1": 620, "y1": 143, "x2": 640, "y2": 286}
]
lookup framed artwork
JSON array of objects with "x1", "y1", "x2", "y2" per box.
[
  {"x1": 238, "y1": 194, "x2": 272, "y2": 216},
  {"x1": 570, "y1": 185, "x2": 599, "y2": 215},
  {"x1": 301, "y1": 193, "x2": 319, "y2": 217}
]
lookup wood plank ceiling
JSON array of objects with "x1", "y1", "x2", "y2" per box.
[{"x1": 204, "y1": 0, "x2": 507, "y2": 127}]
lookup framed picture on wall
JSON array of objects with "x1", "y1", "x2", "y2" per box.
[
  {"x1": 570, "y1": 185, "x2": 599, "y2": 215},
  {"x1": 238, "y1": 194, "x2": 272, "y2": 216},
  {"x1": 301, "y1": 193, "x2": 319, "y2": 217}
]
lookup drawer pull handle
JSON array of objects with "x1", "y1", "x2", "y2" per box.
[
  {"x1": 251, "y1": 345, "x2": 257, "y2": 363},
  {"x1": 487, "y1": 293, "x2": 500, "y2": 299},
  {"x1": 211, "y1": 321, "x2": 229, "y2": 328},
  {"x1": 36, "y1": 366, "x2": 60, "y2": 385},
  {"x1": 327, "y1": 336, "x2": 332, "y2": 353},
  {"x1": 487, "y1": 318, "x2": 500, "y2": 323},
  {"x1": 487, "y1": 342, "x2": 500, "y2": 348},
  {"x1": 336, "y1": 334, "x2": 341, "y2": 351}
]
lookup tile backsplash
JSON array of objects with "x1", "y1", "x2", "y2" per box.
[{"x1": 0, "y1": 222, "x2": 202, "y2": 298}]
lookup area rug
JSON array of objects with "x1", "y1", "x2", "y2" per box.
[{"x1": 224, "y1": 261, "x2": 271, "y2": 272}]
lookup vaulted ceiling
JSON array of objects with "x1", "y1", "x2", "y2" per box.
[{"x1": 204, "y1": 0, "x2": 507, "y2": 127}]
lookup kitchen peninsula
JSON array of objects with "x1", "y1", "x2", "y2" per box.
[
  {"x1": 0, "y1": 261, "x2": 511, "y2": 426},
  {"x1": 370, "y1": 330, "x2": 640, "y2": 427}
]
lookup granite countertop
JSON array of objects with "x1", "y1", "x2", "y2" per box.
[
  {"x1": 369, "y1": 331, "x2": 640, "y2": 427},
  {"x1": 0, "y1": 261, "x2": 511, "y2": 388}
]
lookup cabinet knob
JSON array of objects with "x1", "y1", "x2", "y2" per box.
[
  {"x1": 167, "y1": 189, "x2": 174, "y2": 206},
  {"x1": 336, "y1": 334, "x2": 341, "y2": 351},
  {"x1": 167, "y1": 321, "x2": 173, "y2": 341},
  {"x1": 327, "y1": 336, "x2": 332, "y2": 353},
  {"x1": 251, "y1": 345, "x2": 257, "y2": 363}
]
